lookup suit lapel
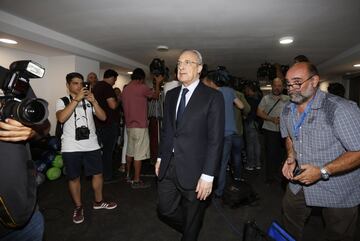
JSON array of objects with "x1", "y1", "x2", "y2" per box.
[{"x1": 170, "y1": 87, "x2": 181, "y2": 129}]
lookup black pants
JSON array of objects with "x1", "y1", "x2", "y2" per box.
[
  {"x1": 97, "y1": 122, "x2": 119, "y2": 180},
  {"x1": 263, "y1": 129, "x2": 284, "y2": 182},
  {"x1": 282, "y1": 186, "x2": 358, "y2": 241},
  {"x1": 157, "y1": 157, "x2": 208, "y2": 241}
]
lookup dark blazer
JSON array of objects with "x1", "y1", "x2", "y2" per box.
[{"x1": 158, "y1": 82, "x2": 225, "y2": 189}]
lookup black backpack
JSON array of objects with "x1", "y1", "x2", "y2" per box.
[
  {"x1": 55, "y1": 96, "x2": 70, "y2": 141},
  {"x1": 223, "y1": 180, "x2": 259, "y2": 208}
]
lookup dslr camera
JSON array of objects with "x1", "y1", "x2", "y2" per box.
[
  {"x1": 75, "y1": 125, "x2": 90, "y2": 140},
  {"x1": 0, "y1": 60, "x2": 49, "y2": 125}
]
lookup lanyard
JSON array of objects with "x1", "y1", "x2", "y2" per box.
[{"x1": 290, "y1": 97, "x2": 314, "y2": 140}]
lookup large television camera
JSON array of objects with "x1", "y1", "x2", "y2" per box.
[
  {"x1": 150, "y1": 58, "x2": 169, "y2": 78},
  {"x1": 0, "y1": 60, "x2": 49, "y2": 125}
]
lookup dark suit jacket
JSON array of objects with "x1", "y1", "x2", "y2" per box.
[{"x1": 158, "y1": 82, "x2": 225, "y2": 189}]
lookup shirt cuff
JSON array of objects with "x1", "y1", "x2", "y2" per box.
[{"x1": 200, "y1": 174, "x2": 214, "y2": 182}]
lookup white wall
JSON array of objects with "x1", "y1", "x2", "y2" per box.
[
  {"x1": 46, "y1": 55, "x2": 76, "y2": 133},
  {"x1": 75, "y1": 56, "x2": 99, "y2": 78}
]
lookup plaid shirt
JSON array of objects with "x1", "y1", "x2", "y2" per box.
[{"x1": 280, "y1": 89, "x2": 360, "y2": 208}]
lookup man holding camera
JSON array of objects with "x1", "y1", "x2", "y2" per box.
[
  {"x1": 56, "y1": 72, "x2": 117, "y2": 224},
  {"x1": 280, "y1": 62, "x2": 360, "y2": 241},
  {"x1": 0, "y1": 61, "x2": 50, "y2": 240}
]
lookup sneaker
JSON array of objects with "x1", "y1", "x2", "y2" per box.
[
  {"x1": 245, "y1": 166, "x2": 254, "y2": 171},
  {"x1": 72, "y1": 206, "x2": 84, "y2": 224},
  {"x1": 255, "y1": 166, "x2": 262, "y2": 170},
  {"x1": 234, "y1": 177, "x2": 245, "y2": 182},
  {"x1": 124, "y1": 175, "x2": 133, "y2": 184},
  {"x1": 131, "y1": 180, "x2": 151, "y2": 189},
  {"x1": 118, "y1": 165, "x2": 126, "y2": 173},
  {"x1": 93, "y1": 200, "x2": 117, "y2": 210}
]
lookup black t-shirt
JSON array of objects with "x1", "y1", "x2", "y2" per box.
[
  {"x1": 92, "y1": 81, "x2": 120, "y2": 127},
  {"x1": 0, "y1": 88, "x2": 37, "y2": 236}
]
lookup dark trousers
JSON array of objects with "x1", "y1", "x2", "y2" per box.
[
  {"x1": 263, "y1": 129, "x2": 284, "y2": 182},
  {"x1": 157, "y1": 157, "x2": 208, "y2": 241},
  {"x1": 215, "y1": 134, "x2": 243, "y2": 197},
  {"x1": 282, "y1": 186, "x2": 359, "y2": 241},
  {"x1": 97, "y1": 122, "x2": 119, "y2": 180}
]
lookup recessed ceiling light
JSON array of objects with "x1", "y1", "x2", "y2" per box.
[
  {"x1": 353, "y1": 64, "x2": 360, "y2": 68},
  {"x1": 127, "y1": 71, "x2": 133, "y2": 75},
  {"x1": 156, "y1": 45, "x2": 169, "y2": 52},
  {"x1": 279, "y1": 36, "x2": 294, "y2": 45},
  {"x1": 0, "y1": 38, "x2": 18, "y2": 45}
]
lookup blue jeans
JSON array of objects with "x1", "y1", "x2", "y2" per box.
[
  {"x1": 215, "y1": 134, "x2": 243, "y2": 197},
  {"x1": 1, "y1": 210, "x2": 44, "y2": 241},
  {"x1": 244, "y1": 120, "x2": 261, "y2": 168}
]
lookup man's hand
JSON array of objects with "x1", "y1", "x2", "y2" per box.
[
  {"x1": 155, "y1": 160, "x2": 160, "y2": 177},
  {"x1": 293, "y1": 164, "x2": 321, "y2": 185},
  {"x1": 85, "y1": 92, "x2": 96, "y2": 104},
  {"x1": 75, "y1": 87, "x2": 87, "y2": 101},
  {"x1": 270, "y1": 116, "x2": 280, "y2": 125},
  {"x1": 282, "y1": 157, "x2": 296, "y2": 180},
  {"x1": 196, "y1": 179, "x2": 213, "y2": 200},
  {"x1": 0, "y1": 119, "x2": 34, "y2": 142}
]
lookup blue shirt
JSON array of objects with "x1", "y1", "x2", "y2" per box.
[
  {"x1": 219, "y1": 87, "x2": 237, "y2": 137},
  {"x1": 280, "y1": 89, "x2": 360, "y2": 208}
]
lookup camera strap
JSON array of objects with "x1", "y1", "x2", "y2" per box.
[{"x1": 69, "y1": 95, "x2": 89, "y2": 129}]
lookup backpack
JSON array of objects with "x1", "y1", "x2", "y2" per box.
[
  {"x1": 222, "y1": 179, "x2": 259, "y2": 208},
  {"x1": 55, "y1": 96, "x2": 70, "y2": 141}
]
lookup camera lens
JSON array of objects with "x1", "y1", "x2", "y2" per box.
[{"x1": 2, "y1": 98, "x2": 49, "y2": 125}]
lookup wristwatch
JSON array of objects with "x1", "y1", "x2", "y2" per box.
[{"x1": 320, "y1": 167, "x2": 330, "y2": 180}]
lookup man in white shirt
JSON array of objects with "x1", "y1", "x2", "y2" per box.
[{"x1": 56, "y1": 72, "x2": 117, "y2": 224}]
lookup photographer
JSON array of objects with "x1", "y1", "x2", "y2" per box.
[
  {"x1": 0, "y1": 61, "x2": 50, "y2": 241},
  {"x1": 0, "y1": 109, "x2": 50, "y2": 241},
  {"x1": 56, "y1": 72, "x2": 117, "y2": 224}
]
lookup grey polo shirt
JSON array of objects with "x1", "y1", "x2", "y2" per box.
[
  {"x1": 280, "y1": 89, "x2": 360, "y2": 208},
  {"x1": 258, "y1": 93, "x2": 289, "y2": 132}
]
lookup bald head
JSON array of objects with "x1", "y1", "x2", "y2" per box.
[
  {"x1": 271, "y1": 77, "x2": 284, "y2": 96},
  {"x1": 286, "y1": 62, "x2": 320, "y2": 105}
]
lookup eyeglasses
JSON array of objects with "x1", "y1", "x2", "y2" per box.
[
  {"x1": 286, "y1": 75, "x2": 314, "y2": 89},
  {"x1": 177, "y1": 60, "x2": 200, "y2": 67}
]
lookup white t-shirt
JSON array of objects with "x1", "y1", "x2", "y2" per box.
[{"x1": 56, "y1": 97, "x2": 100, "y2": 152}]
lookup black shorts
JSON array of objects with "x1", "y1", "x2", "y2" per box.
[{"x1": 62, "y1": 149, "x2": 103, "y2": 180}]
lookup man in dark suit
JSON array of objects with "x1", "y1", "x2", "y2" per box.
[{"x1": 155, "y1": 50, "x2": 225, "y2": 241}]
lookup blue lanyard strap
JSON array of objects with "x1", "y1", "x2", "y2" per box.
[{"x1": 290, "y1": 97, "x2": 315, "y2": 140}]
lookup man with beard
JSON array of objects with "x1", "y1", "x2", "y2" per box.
[
  {"x1": 280, "y1": 62, "x2": 360, "y2": 241},
  {"x1": 257, "y1": 77, "x2": 289, "y2": 183}
]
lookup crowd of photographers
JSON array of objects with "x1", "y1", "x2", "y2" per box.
[{"x1": 1, "y1": 52, "x2": 359, "y2": 241}]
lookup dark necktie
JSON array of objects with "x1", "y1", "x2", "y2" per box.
[{"x1": 176, "y1": 88, "x2": 189, "y2": 126}]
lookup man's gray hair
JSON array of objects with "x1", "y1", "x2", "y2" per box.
[{"x1": 181, "y1": 49, "x2": 203, "y2": 65}]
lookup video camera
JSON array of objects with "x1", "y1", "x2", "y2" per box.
[
  {"x1": 150, "y1": 58, "x2": 166, "y2": 77},
  {"x1": 0, "y1": 60, "x2": 49, "y2": 125}
]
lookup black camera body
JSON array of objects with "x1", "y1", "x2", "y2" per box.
[
  {"x1": 150, "y1": 58, "x2": 166, "y2": 76},
  {"x1": 0, "y1": 60, "x2": 48, "y2": 125},
  {"x1": 75, "y1": 126, "x2": 90, "y2": 140}
]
